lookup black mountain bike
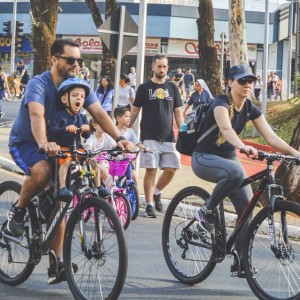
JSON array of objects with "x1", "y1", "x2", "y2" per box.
[
  {"x1": 162, "y1": 151, "x2": 300, "y2": 300},
  {"x1": 0, "y1": 142, "x2": 128, "y2": 300}
]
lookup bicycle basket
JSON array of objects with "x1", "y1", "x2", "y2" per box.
[{"x1": 108, "y1": 160, "x2": 129, "y2": 176}]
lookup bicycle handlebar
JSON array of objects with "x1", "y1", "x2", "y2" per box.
[{"x1": 240, "y1": 148, "x2": 300, "y2": 164}]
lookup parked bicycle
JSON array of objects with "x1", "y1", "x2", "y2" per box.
[
  {"x1": 96, "y1": 151, "x2": 132, "y2": 229},
  {"x1": 0, "y1": 142, "x2": 128, "y2": 299},
  {"x1": 3, "y1": 73, "x2": 26, "y2": 101},
  {"x1": 162, "y1": 150, "x2": 300, "y2": 300}
]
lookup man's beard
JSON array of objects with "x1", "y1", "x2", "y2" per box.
[{"x1": 155, "y1": 72, "x2": 165, "y2": 79}]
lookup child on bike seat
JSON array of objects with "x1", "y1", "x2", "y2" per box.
[
  {"x1": 114, "y1": 106, "x2": 150, "y2": 182},
  {"x1": 48, "y1": 77, "x2": 110, "y2": 200},
  {"x1": 84, "y1": 118, "x2": 116, "y2": 191}
]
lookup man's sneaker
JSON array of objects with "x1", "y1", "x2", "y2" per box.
[
  {"x1": 153, "y1": 194, "x2": 163, "y2": 212},
  {"x1": 0, "y1": 112, "x2": 5, "y2": 119},
  {"x1": 145, "y1": 204, "x2": 157, "y2": 218},
  {"x1": 195, "y1": 206, "x2": 214, "y2": 233},
  {"x1": 7, "y1": 205, "x2": 26, "y2": 236},
  {"x1": 97, "y1": 185, "x2": 111, "y2": 199}
]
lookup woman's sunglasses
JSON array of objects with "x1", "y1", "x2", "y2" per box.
[
  {"x1": 237, "y1": 77, "x2": 255, "y2": 85},
  {"x1": 55, "y1": 56, "x2": 83, "y2": 65}
]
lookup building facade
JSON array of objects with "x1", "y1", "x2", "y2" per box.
[{"x1": 0, "y1": 0, "x2": 296, "y2": 97}]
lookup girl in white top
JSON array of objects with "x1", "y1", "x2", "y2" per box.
[
  {"x1": 84, "y1": 118, "x2": 116, "y2": 189},
  {"x1": 114, "y1": 106, "x2": 150, "y2": 181},
  {"x1": 118, "y1": 73, "x2": 135, "y2": 108}
]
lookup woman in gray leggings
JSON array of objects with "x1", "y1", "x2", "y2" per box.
[{"x1": 192, "y1": 64, "x2": 300, "y2": 275}]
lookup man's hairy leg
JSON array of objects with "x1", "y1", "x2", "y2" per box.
[
  {"x1": 16, "y1": 160, "x2": 52, "y2": 208},
  {"x1": 144, "y1": 168, "x2": 157, "y2": 203},
  {"x1": 155, "y1": 167, "x2": 177, "y2": 191}
]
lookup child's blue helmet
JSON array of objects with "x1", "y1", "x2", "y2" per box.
[{"x1": 58, "y1": 77, "x2": 91, "y2": 98}]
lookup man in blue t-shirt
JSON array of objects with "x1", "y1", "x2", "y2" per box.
[{"x1": 7, "y1": 38, "x2": 130, "y2": 285}]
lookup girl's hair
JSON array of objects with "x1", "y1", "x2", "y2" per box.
[
  {"x1": 114, "y1": 106, "x2": 130, "y2": 125},
  {"x1": 97, "y1": 76, "x2": 113, "y2": 94},
  {"x1": 120, "y1": 73, "x2": 130, "y2": 84},
  {"x1": 215, "y1": 86, "x2": 234, "y2": 146},
  {"x1": 88, "y1": 118, "x2": 97, "y2": 133}
]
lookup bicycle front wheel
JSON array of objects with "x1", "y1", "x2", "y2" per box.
[
  {"x1": 162, "y1": 186, "x2": 217, "y2": 284},
  {"x1": 126, "y1": 184, "x2": 140, "y2": 220},
  {"x1": 0, "y1": 181, "x2": 36, "y2": 285},
  {"x1": 114, "y1": 192, "x2": 132, "y2": 230},
  {"x1": 64, "y1": 196, "x2": 127, "y2": 300},
  {"x1": 243, "y1": 199, "x2": 300, "y2": 300}
]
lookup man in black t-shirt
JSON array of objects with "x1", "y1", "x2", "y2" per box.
[
  {"x1": 16, "y1": 61, "x2": 31, "y2": 96},
  {"x1": 171, "y1": 68, "x2": 184, "y2": 96},
  {"x1": 130, "y1": 54, "x2": 184, "y2": 218}
]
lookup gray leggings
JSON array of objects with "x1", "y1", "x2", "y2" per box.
[{"x1": 192, "y1": 152, "x2": 253, "y2": 256}]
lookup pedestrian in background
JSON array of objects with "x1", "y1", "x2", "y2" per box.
[
  {"x1": 16, "y1": 60, "x2": 30, "y2": 96},
  {"x1": 183, "y1": 79, "x2": 213, "y2": 117},
  {"x1": 95, "y1": 76, "x2": 114, "y2": 117},
  {"x1": 254, "y1": 75, "x2": 263, "y2": 101},
  {"x1": 129, "y1": 53, "x2": 184, "y2": 218},
  {"x1": 171, "y1": 68, "x2": 184, "y2": 97},
  {"x1": 117, "y1": 73, "x2": 135, "y2": 109},
  {"x1": 128, "y1": 66, "x2": 136, "y2": 90},
  {"x1": 0, "y1": 66, "x2": 10, "y2": 118},
  {"x1": 183, "y1": 67, "x2": 195, "y2": 101}
]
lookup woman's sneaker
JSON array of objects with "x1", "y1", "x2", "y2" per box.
[
  {"x1": 195, "y1": 206, "x2": 214, "y2": 233},
  {"x1": 145, "y1": 204, "x2": 157, "y2": 218},
  {"x1": 48, "y1": 260, "x2": 78, "y2": 284}
]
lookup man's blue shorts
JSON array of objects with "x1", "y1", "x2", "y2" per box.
[{"x1": 9, "y1": 142, "x2": 48, "y2": 175}]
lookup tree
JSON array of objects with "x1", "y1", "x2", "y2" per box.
[
  {"x1": 197, "y1": 0, "x2": 222, "y2": 96},
  {"x1": 85, "y1": 0, "x2": 117, "y2": 81},
  {"x1": 29, "y1": 0, "x2": 59, "y2": 75},
  {"x1": 276, "y1": 121, "x2": 300, "y2": 203},
  {"x1": 228, "y1": 0, "x2": 248, "y2": 66}
]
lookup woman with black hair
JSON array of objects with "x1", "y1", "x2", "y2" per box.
[
  {"x1": 118, "y1": 73, "x2": 135, "y2": 108},
  {"x1": 95, "y1": 76, "x2": 114, "y2": 117}
]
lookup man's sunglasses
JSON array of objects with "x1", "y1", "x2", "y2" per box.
[
  {"x1": 237, "y1": 77, "x2": 255, "y2": 85},
  {"x1": 55, "y1": 56, "x2": 83, "y2": 65}
]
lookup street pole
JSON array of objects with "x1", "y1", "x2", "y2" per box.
[
  {"x1": 262, "y1": 0, "x2": 269, "y2": 118},
  {"x1": 220, "y1": 32, "x2": 226, "y2": 87},
  {"x1": 134, "y1": 0, "x2": 147, "y2": 175},
  {"x1": 287, "y1": 0, "x2": 294, "y2": 99},
  {"x1": 10, "y1": 0, "x2": 17, "y2": 74}
]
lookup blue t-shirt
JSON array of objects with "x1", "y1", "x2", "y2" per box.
[
  {"x1": 9, "y1": 71, "x2": 98, "y2": 146},
  {"x1": 188, "y1": 90, "x2": 211, "y2": 110}
]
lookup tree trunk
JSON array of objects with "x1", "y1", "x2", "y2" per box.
[
  {"x1": 85, "y1": 0, "x2": 117, "y2": 81},
  {"x1": 197, "y1": 0, "x2": 222, "y2": 97},
  {"x1": 276, "y1": 120, "x2": 300, "y2": 203},
  {"x1": 30, "y1": 0, "x2": 58, "y2": 75},
  {"x1": 228, "y1": 0, "x2": 248, "y2": 66}
]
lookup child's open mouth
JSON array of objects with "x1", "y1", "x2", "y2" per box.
[{"x1": 75, "y1": 102, "x2": 81, "y2": 108}]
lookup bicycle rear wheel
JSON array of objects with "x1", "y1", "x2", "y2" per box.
[
  {"x1": 126, "y1": 184, "x2": 139, "y2": 220},
  {"x1": 243, "y1": 199, "x2": 300, "y2": 300},
  {"x1": 64, "y1": 196, "x2": 127, "y2": 300},
  {"x1": 162, "y1": 186, "x2": 217, "y2": 284},
  {"x1": 0, "y1": 181, "x2": 36, "y2": 285}
]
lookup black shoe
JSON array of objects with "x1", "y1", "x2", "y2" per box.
[
  {"x1": 48, "y1": 261, "x2": 78, "y2": 285},
  {"x1": 7, "y1": 204, "x2": 26, "y2": 237},
  {"x1": 231, "y1": 261, "x2": 257, "y2": 278},
  {"x1": 145, "y1": 204, "x2": 157, "y2": 218},
  {"x1": 97, "y1": 186, "x2": 111, "y2": 199},
  {"x1": 58, "y1": 261, "x2": 78, "y2": 281},
  {"x1": 153, "y1": 194, "x2": 163, "y2": 212},
  {"x1": 58, "y1": 187, "x2": 73, "y2": 201},
  {"x1": 195, "y1": 206, "x2": 214, "y2": 233}
]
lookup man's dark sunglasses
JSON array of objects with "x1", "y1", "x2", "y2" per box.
[
  {"x1": 55, "y1": 56, "x2": 83, "y2": 65},
  {"x1": 237, "y1": 77, "x2": 255, "y2": 85}
]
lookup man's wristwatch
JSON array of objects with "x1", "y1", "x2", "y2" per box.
[{"x1": 115, "y1": 136, "x2": 126, "y2": 143}]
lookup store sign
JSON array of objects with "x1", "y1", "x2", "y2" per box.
[
  {"x1": 168, "y1": 39, "x2": 257, "y2": 61},
  {"x1": 0, "y1": 36, "x2": 32, "y2": 52},
  {"x1": 127, "y1": 38, "x2": 160, "y2": 55},
  {"x1": 64, "y1": 35, "x2": 103, "y2": 53}
]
